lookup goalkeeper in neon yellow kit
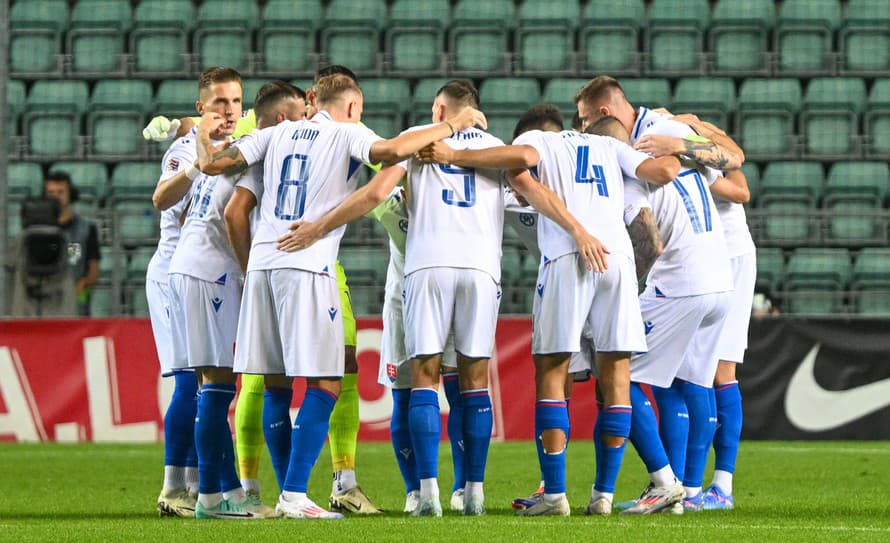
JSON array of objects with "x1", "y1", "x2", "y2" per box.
[{"x1": 144, "y1": 66, "x2": 381, "y2": 515}]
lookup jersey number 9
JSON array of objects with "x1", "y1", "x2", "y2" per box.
[{"x1": 439, "y1": 164, "x2": 476, "y2": 208}]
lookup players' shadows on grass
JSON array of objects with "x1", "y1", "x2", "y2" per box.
[{"x1": 4, "y1": 512, "x2": 160, "y2": 520}]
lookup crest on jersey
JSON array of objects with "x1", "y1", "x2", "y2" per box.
[
  {"x1": 211, "y1": 297, "x2": 223, "y2": 313},
  {"x1": 519, "y1": 213, "x2": 536, "y2": 227},
  {"x1": 386, "y1": 363, "x2": 398, "y2": 383},
  {"x1": 399, "y1": 219, "x2": 409, "y2": 233},
  {"x1": 328, "y1": 307, "x2": 338, "y2": 321},
  {"x1": 165, "y1": 158, "x2": 180, "y2": 172},
  {"x1": 215, "y1": 274, "x2": 227, "y2": 286}
]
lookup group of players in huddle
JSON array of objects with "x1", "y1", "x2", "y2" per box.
[{"x1": 144, "y1": 62, "x2": 753, "y2": 520}]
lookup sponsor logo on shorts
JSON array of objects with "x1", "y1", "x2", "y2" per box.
[
  {"x1": 655, "y1": 286, "x2": 666, "y2": 298},
  {"x1": 328, "y1": 307, "x2": 338, "y2": 321},
  {"x1": 536, "y1": 283, "x2": 544, "y2": 297},
  {"x1": 321, "y1": 265, "x2": 330, "y2": 277},
  {"x1": 644, "y1": 321, "x2": 654, "y2": 334},
  {"x1": 215, "y1": 274, "x2": 227, "y2": 286},
  {"x1": 211, "y1": 297, "x2": 223, "y2": 313}
]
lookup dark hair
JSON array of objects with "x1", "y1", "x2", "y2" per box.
[
  {"x1": 43, "y1": 170, "x2": 79, "y2": 202},
  {"x1": 585, "y1": 115, "x2": 630, "y2": 144},
  {"x1": 314, "y1": 65, "x2": 358, "y2": 84},
  {"x1": 574, "y1": 75, "x2": 625, "y2": 107},
  {"x1": 254, "y1": 81, "x2": 306, "y2": 119},
  {"x1": 198, "y1": 66, "x2": 242, "y2": 94},
  {"x1": 436, "y1": 79, "x2": 480, "y2": 109},
  {"x1": 570, "y1": 111, "x2": 583, "y2": 131},
  {"x1": 513, "y1": 104, "x2": 564, "y2": 139}
]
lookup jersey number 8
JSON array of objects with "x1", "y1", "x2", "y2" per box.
[{"x1": 276, "y1": 153, "x2": 309, "y2": 220}]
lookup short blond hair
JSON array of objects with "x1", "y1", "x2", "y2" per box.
[
  {"x1": 314, "y1": 74, "x2": 362, "y2": 105},
  {"x1": 574, "y1": 75, "x2": 624, "y2": 107}
]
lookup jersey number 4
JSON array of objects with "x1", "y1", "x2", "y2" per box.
[
  {"x1": 440, "y1": 164, "x2": 476, "y2": 208},
  {"x1": 673, "y1": 169, "x2": 712, "y2": 234},
  {"x1": 575, "y1": 145, "x2": 609, "y2": 197},
  {"x1": 275, "y1": 153, "x2": 309, "y2": 220}
]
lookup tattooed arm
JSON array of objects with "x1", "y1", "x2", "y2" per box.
[
  {"x1": 627, "y1": 208, "x2": 663, "y2": 280},
  {"x1": 635, "y1": 133, "x2": 743, "y2": 171},
  {"x1": 195, "y1": 112, "x2": 249, "y2": 176},
  {"x1": 671, "y1": 113, "x2": 745, "y2": 167}
]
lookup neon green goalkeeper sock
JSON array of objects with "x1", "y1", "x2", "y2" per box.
[
  {"x1": 234, "y1": 374, "x2": 265, "y2": 481},
  {"x1": 329, "y1": 372, "x2": 359, "y2": 472}
]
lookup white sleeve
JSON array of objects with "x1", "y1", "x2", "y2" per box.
[
  {"x1": 346, "y1": 123, "x2": 384, "y2": 164},
  {"x1": 648, "y1": 118, "x2": 695, "y2": 138},
  {"x1": 234, "y1": 127, "x2": 275, "y2": 166},
  {"x1": 702, "y1": 166, "x2": 721, "y2": 185},
  {"x1": 610, "y1": 139, "x2": 650, "y2": 179},
  {"x1": 511, "y1": 130, "x2": 544, "y2": 170},
  {"x1": 159, "y1": 138, "x2": 197, "y2": 183},
  {"x1": 623, "y1": 177, "x2": 651, "y2": 226},
  {"x1": 235, "y1": 163, "x2": 264, "y2": 200}
]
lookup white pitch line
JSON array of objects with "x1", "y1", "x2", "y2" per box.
[{"x1": 758, "y1": 445, "x2": 890, "y2": 455}]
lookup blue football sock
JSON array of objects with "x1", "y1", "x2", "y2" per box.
[
  {"x1": 164, "y1": 372, "x2": 198, "y2": 467},
  {"x1": 652, "y1": 380, "x2": 689, "y2": 481},
  {"x1": 629, "y1": 383, "x2": 672, "y2": 473},
  {"x1": 535, "y1": 400, "x2": 569, "y2": 494},
  {"x1": 220, "y1": 419, "x2": 242, "y2": 493},
  {"x1": 683, "y1": 382, "x2": 717, "y2": 489},
  {"x1": 443, "y1": 373, "x2": 466, "y2": 492},
  {"x1": 391, "y1": 388, "x2": 418, "y2": 493},
  {"x1": 714, "y1": 381, "x2": 742, "y2": 474},
  {"x1": 282, "y1": 386, "x2": 337, "y2": 493},
  {"x1": 461, "y1": 389, "x2": 492, "y2": 484},
  {"x1": 409, "y1": 389, "x2": 441, "y2": 480},
  {"x1": 594, "y1": 404, "x2": 632, "y2": 494},
  {"x1": 195, "y1": 383, "x2": 236, "y2": 495},
  {"x1": 263, "y1": 386, "x2": 293, "y2": 491}
]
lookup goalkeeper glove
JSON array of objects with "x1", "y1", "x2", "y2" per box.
[{"x1": 142, "y1": 116, "x2": 181, "y2": 142}]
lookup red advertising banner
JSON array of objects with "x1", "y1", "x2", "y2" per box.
[{"x1": 0, "y1": 317, "x2": 602, "y2": 443}]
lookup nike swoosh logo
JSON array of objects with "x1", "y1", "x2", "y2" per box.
[{"x1": 784, "y1": 343, "x2": 890, "y2": 432}]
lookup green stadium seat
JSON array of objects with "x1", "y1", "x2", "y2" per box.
[
  {"x1": 801, "y1": 78, "x2": 866, "y2": 158},
  {"x1": 736, "y1": 78, "x2": 802, "y2": 159},
  {"x1": 410, "y1": 78, "x2": 451, "y2": 124},
  {"x1": 671, "y1": 77, "x2": 736, "y2": 129},
  {"x1": 841, "y1": 0, "x2": 890, "y2": 75},
  {"x1": 784, "y1": 248, "x2": 851, "y2": 314},
  {"x1": 865, "y1": 79, "x2": 890, "y2": 158},
  {"x1": 9, "y1": 0, "x2": 66, "y2": 76},
  {"x1": 360, "y1": 79, "x2": 412, "y2": 138},
  {"x1": 775, "y1": 0, "x2": 841, "y2": 75},
  {"x1": 500, "y1": 246, "x2": 523, "y2": 285},
  {"x1": 155, "y1": 80, "x2": 199, "y2": 119},
  {"x1": 519, "y1": 253, "x2": 540, "y2": 285},
  {"x1": 825, "y1": 196, "x2": 883, "y2": 244},
  {"x1": 853, "y1": 247, "x2": 890, "y2": 284},
  {"x1": 68, "y1": 0, "x2": 131, "y2": 75},
  {"x1": 338, "y1": 246, "x2": 389, "y2": 285},
  {"x1": 620, "y1": 79, "x2": 671, "y2": 110},
  {"x1": 542, "y1": 78, "x2": 588, "y2": 117},
  {"x1": 194, "y1": 0, "x2": 259, "y2": 75},
  {"x1": 739, "y1": 162, "x2": 760, "y2": 205},
  {"x1": 88, "y1": 80, "x2": 153, "y2": 160},
  {"x1": 131, "y1": 0, "x2": 193, "y2": 76},
  {"x1": 755, "y1": 247, "x2": 785, "y2": 293},
  {"x1": 825, "y1": 161, "x2": 890, "y2": 202},
  {"x1": 348, "y1": 285, "x2": 384, "y2": 316},
  {"x1": 322, "y1": 0, "x2": 387, "y2": 75},
  {"x1": 7, "y1": 80, "x2": 25, "y2": 155},
  {"x1": 386, "y1": 0, "x2": 449, "y2": 76},
  {"x1": 98, "y1": 250, "x2": 115, "y2": 284},
  {"x1": 759, "y1": 162, "x2": 824, "y2": 204},
  {"x1": 708, "y1": 0, "x2": 774, "y2": 75},
  {"x1": 853, "y1": 286, "x2": 890, "y2": 315},
  {"x1": 25, "y1": 82, "x2": 90, "y2": 160},
  {"x1": 90, "y1": 285, "x2": 117, "y2": 317},
  {"x1": 125, "y1": 247, "x2": 155, "y2": 283},
  {"x1": 7, "y1": 201, "x2": 23, "y2": 241},
  {"x1": 479, "y1": 78, "x2": 541, "y2": 113},
  {"x1": 449, "y1": 0, "x2": 514, "y2": 76},
  {"x1": 760, "y1": 199, "x2": 815, "y2": 245},
  {"x1": 580, "y1": 0, "x2": 644, "y2": 75},
  {"x1": 240, "y1": 79, "x2": 267, "y2": 110},
  {"x1": 646, "y1": 0, "x2": 709, "y2": 75},
  {"x1": 515, "y1": 0, "x2": 579, "y2": 75},
  {"x1": 113, "y1": 201, "x2": 160, "y2": 246},
  {"x1": 109, "y1": 162, "x2": 158, "y2": 201},
  {"x1": 7, "y1": 162, "x2": 43, "y2": 200},
  {"x1": 483, "y1": 114, "x2": 518, "y2": 144},
  {"x1": 258, "y1": 0, "x2": 321, "y2": 77},
  {"x1": 91, "y1": 80, "x2": 154, "y2": 115},
  {"x1": 128, "y1": 285, "x2": 151, "y2": 317},
  {"x1": 49, "y1": 161, "x2": 108, "y2": 204}
]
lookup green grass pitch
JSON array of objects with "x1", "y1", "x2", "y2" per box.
[{"x1": 1, "y1": 440, "x2": 888, "y2": 542}]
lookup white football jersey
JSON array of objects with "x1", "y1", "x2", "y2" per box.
[
  {"x1": 234, "y1": 110, "x2": 382, "y2": 273},
  {"x1": 715, "y1": 199, "x2": 755, "y2": 258},
  {"x1": 512, "y1": 130, "x2": 650, "y2": 262},
  {"x1": 400, "y1": 126, "x2": 506, "y2": 281},
  {"x1": 147, "y1": 132, "x2": 195, "y2": 283},
  {"x1": 633, "y1": 111, "x2": 733, "y2": 297}
]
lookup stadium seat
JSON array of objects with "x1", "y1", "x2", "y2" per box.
[
  {"x1": 348, "y1": 285, "x2": 384, "y2": 316},
  {"x1": 500, "y1": 245, "x2": 523, "y2": 285},
  {"x1": 49, "y1": 161, "x2": 108, "y2": 204},
  {"x1": 109, "y1": 162, "x2": 158, "y2": 202},
  {"x1": 90, "y1": 285, "x2": 117, "y2": 317},
  {"x1": 865, "y1": 79, "x2": 890, "y2": 158},
  {"x1": 410, "y1": 78, "x2": 451, "y2": 124},
  {"x1": 88, "y1": 80, "x2": 152, "y2": 160},
  {"x1": 801, "y1": 78, "x2": 866, "y2": 158},
  {"x1": 759, "y1": 199, "x2": 815, "y2": 245},
  {"x1": 825, "y1": 197, "x2": 883, "y2": 244},
  {"x1": 708, "y1": 0, "x2": 774, "y2": 76},
  {"x1": 825, "y1": 162, "x2": 890, "y2": 203},
  {"x1": 579, "y1": 0, "x2": 644, "y2": 75},
  {"x1": 671, "y1": 77, "x2": 736, "y2": 129},
  {"x1": 125, "y1": 247, "x2": 155, "y2": 283},
  {"x1": 9, "y1": 0, "x2": 66, "y2": 76},
  {"x1": 7, "y1": 162, "x2": 43, "y2": 200},
  {"x1": 322, "y1": 0, "x2": 387, "y2": 75},
  {"x1": 194, "y1": 0, "x2": 259, "y2": 75},
  {"x1": 542, "y1": 78, "x2": 589, "y2": 117},
  {"x1": 515, "y1": 0, "x2": 580, "y2": 76},
  {"x1": 258, "y1": 0, "x2": 321, "y2": 77},
  {"x1": 131, "y1": 0, "x2": 193, "y2": 76},
  {"x1": 841, "y1": 0, "x2": 890, "y2": 75},
  {"x1": 759, "y1": 161, "x2": 824, "y2": 205},
  {"x1": 113, "y1": 201, "x2": 161, "y2": 247},
  {"x1": 24, "y1": 81, "x2": 90, "y2": 160},
  {"x1": 7, "y1": 80, "x2": 25, "y2": 156},
  {"x1": 755, "y1": 247, "x2": 785, "y2": 294},
  {"x1": 449, "y1": 0, "x2": 514, "y2": 76},
  {"x1": 68, "y1": 0, "x2": 131, "y2": 76},
  {"x1": 645, "y1": 0, "x2": 710, "y2": 75},
  {"x1": 7, "y1": 201, "x2": 23, "y2": 242},
  {"x1": 784, "y1": 248, "x2": 852, "y2": 314},
  {"x1": 155, "y1": 80, "x2": 199, "y2": 119},
  {"x1": 739, "y1": 162, "x2": 760, "y2": 205},
  {"x1": 620, "y1": 79, "x2": 671, "y2": 110},
  {"x1": 128, "y1": 285, "x2": 151, "y2": 317},
  {"x1": 519, "y1": 253, "x2": 540, "y2": 286},
  {"x1": 360, "y1": 79, "x2": 412, "y2": 138},
  {"x1": 338, "y1": 246, "x2": 389, "y2": 285},
  {"x1": 240, "y1": 79, "x2": 267, "y2": 110},
  {"x1": 736, "y1": 78, "x2": 802, "y2": 159},
  {"x1": 479, "y1": 78, "x2": 542, "y2": 113},
  {"x1": 775, "y1": 0, "x2": 841, "y2": 75},
  {"x1": 852, "y1": 248, "x2": 890, "y2": 315},
  {"x1": 386, "y1": 0, "x2": 449, "y2": 76}
]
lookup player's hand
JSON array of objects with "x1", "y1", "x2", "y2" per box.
[
  {"x1": 574, "y1": 229, "x2": 610, "y2": 272},
  {"x1": 415, "y1": 141, "x2": 454, "y2": 165},
  {"x1": 197, "y1": 112, "x2": 226, "y2": 137},
  {"x1": 276, "y1": 221, "x2": 324, "y2": 252},
  {"x1": 635, "y1": 135, "x2": 685, "y2": 158},
  {"x1": 671, "y1": 113, "x2": 702, "y2": 127},
  {"x1": 651, "y1": 107, "x2": 673, "y2": 116},
  {"x1": 450, "y1": 107, "x2": 488, "y2": 131},
  {"x1": 142, "y1": 116, "x2": 181, "y2": 142}
]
